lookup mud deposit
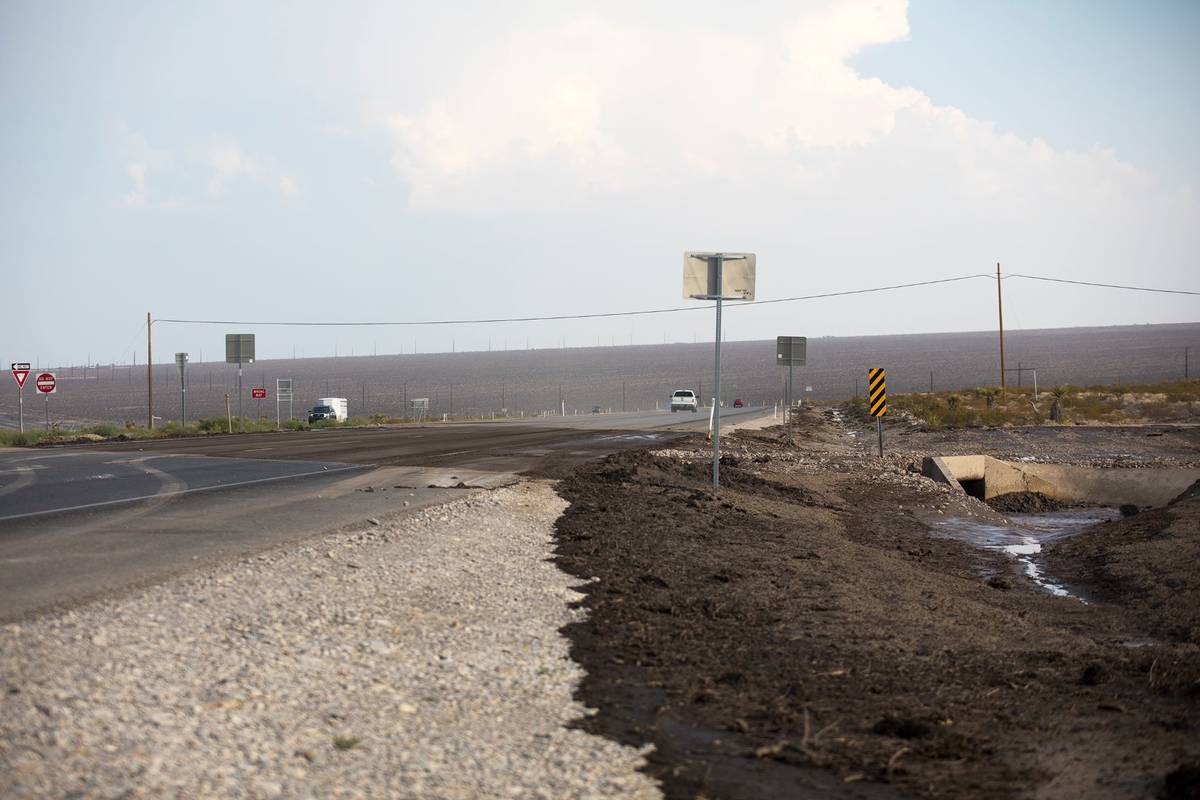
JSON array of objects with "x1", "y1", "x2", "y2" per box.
[{"x1": 554, "y1": 409, "x2": 1200, "y2": 799}]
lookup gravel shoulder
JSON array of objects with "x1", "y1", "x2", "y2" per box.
[{"x1": 0, "y1": 482, "x2": 661, "y2": 799}]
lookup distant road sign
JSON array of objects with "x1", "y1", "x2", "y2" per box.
[
  {"x1": 251, "y1": 387, "x2": 267, "y2": 399},
  {"x1": 868, "y1": 368, "x2": 887, "y2": 417},
  {"x1": 225, "y1": 334, "x2": 256, "y2": 364},
  {"x1": 776, "y1": 336, "x2": 807, "y2": 366},
  {"x1": 35, "y1": 372, "x2": 57, "y2": 395},
  {"x1": 11, "y1": 363, "x2": 30, "y2": 388}
]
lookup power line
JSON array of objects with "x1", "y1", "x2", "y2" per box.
[
  {"x1": 1007, "y1": 273, "x2": 1199, "y2": 296},
  {"x1": 150, "y1": 270, "x2": 1198, "y2": 330},
  {"x1": 152, "y1": 274, "x2": 995, "y2": 328}
]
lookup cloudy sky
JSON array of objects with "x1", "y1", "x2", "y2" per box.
[{"x1": 2, "y1": 0, "x2": 1197, "y2": 365}]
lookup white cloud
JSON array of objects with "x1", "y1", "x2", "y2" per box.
[
  {"x1": 373, "y1": 0, "x2": 1197, "y2": 241},
  {"x1": 123, "y1": 162, "x2": 148, "y2": 207},
  {"x1": 207, "y1": 141, "x2": 258, "y2": 194},
  {"x1": 279, "y1": 174, "x2": 299, "y2": 199},
  {"x1": 115, "y1": 125, "x2": 171, "y2": 208},
  {"x1": 320, "y1": 124, "x2": 353, "y2": 138}
]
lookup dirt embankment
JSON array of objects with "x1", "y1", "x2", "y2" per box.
[
  {"x1": 554, "y1": 408, "x2": 1200, "y2": 800},
  {"x1": 1046, "y1": 481, "x2": 1200, "y2": 647}
]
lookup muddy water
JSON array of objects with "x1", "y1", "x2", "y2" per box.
[{"x1": 932, "y1": 508, "x2": 1121, "y2": 599}]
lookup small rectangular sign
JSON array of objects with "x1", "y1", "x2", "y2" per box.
[
  {"x1": 251, "y1": 387, "x2": 267, "y2": 399},
  {"x1": 776, "y1": 336, "x2": 807, "y2": 366},
  {"x1": 868, "y1": 368, "x2": 887, "y2": 417}
]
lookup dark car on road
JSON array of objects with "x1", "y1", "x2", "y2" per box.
[{"x1": 733, "y1": 398, "x2": 744, "y2": 408}]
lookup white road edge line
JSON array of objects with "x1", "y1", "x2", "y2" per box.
[{"x1": 0, "y1": 464, "x2": 369, "y2": 523}]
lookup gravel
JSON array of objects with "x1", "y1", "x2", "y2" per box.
[{"x1": 0, "y1": 481, "x2": 661, "y2": 799}]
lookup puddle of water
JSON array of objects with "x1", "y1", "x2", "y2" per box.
[{"x1": 932, "y1": 508, "x2": 1120, "y2": 600}]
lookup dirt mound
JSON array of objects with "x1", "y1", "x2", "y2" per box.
[
  {"x1": 985, "y1": 491, "x2": 1074, "y2": 513},
  {"x1": 1047, "y1": 491, "x2": 1200, "y2": 646}
]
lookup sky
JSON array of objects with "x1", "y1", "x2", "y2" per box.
[{"x1": 2, "y1": 0, "x2": 1198, "y2": 366}]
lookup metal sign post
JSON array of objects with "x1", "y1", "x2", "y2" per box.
[
  {"x1": 276, "y1": 378, "x2": 293, "y2": 426},
  {"x1": 35, "y1": 372, "x2": 56, "y2": 431},
  {"x1": 225, "y1": 334, "x2": 256, "y2": 433},
  {"x1": 175, "y1": 353, "x2": 189, "y2": 425},
  {"x1": 684, "y1": 251, "x2": 756, "y2": 490},
  {"x1": 11, "y1": 362, "x2": 30, "y2": 433},
  {"x1": 776, "y1": 336, "x2": 807, "y2": 415},
  {"x1": 867, "y1": 368, "x2": 887, "y2": 457}
]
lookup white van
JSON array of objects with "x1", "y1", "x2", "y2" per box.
[{"x1": 670, "y1": 389, "x2": 698, "y2": 413}]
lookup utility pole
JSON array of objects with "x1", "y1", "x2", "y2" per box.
[
  {"x1": 929, "y1": 370, "x2": 933, "y2": 393},
  {"x1": 996, "y1": 263, "x2": 1006, "y2": 401},
  {"x1": 147, "y1": 311, "x2": 154, "y2": 429},
  {"x1": 1187, "y1": 347, "x2": 1190, "y2": 380}
]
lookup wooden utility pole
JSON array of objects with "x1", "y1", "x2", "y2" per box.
[
  {"x1": 996, "y1": 263, "x2": 1006, "y2": 401},
  {"x1": 147, "y1": 311, "x2": 154, "y2": 429}
]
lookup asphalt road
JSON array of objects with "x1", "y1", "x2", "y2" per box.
[{"x1": 0, "y1": 407, "x2": 770, "y2": 620}]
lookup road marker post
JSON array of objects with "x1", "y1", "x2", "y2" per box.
[
  {"x1": 868, "y1": 367, "x2": 887, "y2": 457},
  {"x1": 11, "y1": 362, "x2": 30, "y2": 433}
]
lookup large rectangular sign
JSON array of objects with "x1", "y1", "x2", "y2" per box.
[
  {"x1": 776, "y1": 336, "x2": 807, "y2": 366},
  {"x1": 683, "y1": 252, "x2": 756, "y2": 300},
  {"x1": 225, "y1": 334, "x2": 256, "y2": 364}
]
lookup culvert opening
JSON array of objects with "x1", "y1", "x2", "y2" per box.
[
  {"x1": 958, "y1": 479, "x2": 986, "y2": 501},
  {"x1": 922, "y1": 455, "x2": 1200, "y2": 599}
]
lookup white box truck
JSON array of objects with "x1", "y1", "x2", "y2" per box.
[{"x1": 309, "y1": 397, "x2": 348, "y2": 423}]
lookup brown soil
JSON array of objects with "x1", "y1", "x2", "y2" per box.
[
  {"x1": 553, "y1": 407, "x2": 1200, "y2": 799},
  {"x1": 1046, "y1": 481, "x2": 1200, "y2": 648},
  {"x1": 984, "y1": 492, "x2": 1078, "y2": 514}
]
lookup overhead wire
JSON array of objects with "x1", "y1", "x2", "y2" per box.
[
  {"x1": 150, "y1": 271, "x2": 1198, "y2": 329},
  {"x1": 152, "y1": 273, "x2": 997, "y2": 328}
]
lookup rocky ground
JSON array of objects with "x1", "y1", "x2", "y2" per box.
[
  {"x1": 553, "y1": 406, "x2": 1200, "y2": 799},
  {"x1": 0, "y1": 483, "x2": 660, "y2": 799}
]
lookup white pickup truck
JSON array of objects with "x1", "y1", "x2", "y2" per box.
[{"x1": 669, "y1": 389, "x2": 699, "y2": 413}]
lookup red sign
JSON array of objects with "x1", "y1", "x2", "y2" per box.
[
  {"x1": 251, "y1": 387, "x2": 267, "y2": 399},
  {"x1": 11, "y1": 362, "x2": 30, "y2": 388},
  {"x1": 35, "y1": 372, "x2": 56, "y2": 395}
]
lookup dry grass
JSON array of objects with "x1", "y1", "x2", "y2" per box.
[{"x1": 886, "y1": 380, "x2": 1200, "y2": 428}]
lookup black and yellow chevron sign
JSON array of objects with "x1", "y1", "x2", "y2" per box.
[{"x1": 867, "y1": 368, "x2": 887, "y2": 417}]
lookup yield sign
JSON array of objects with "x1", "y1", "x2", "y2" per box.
[{"x1": 11, "y1": 362, "x2": 30, "y2": 388}]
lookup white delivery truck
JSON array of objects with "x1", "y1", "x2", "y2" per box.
[{"x1": 309, "y1": 397, "x2": 348, "y2": 423}]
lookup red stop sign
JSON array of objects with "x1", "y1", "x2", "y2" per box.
[{"x1": 35, "y1": 372, "x2": 56, "y2": 394}]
